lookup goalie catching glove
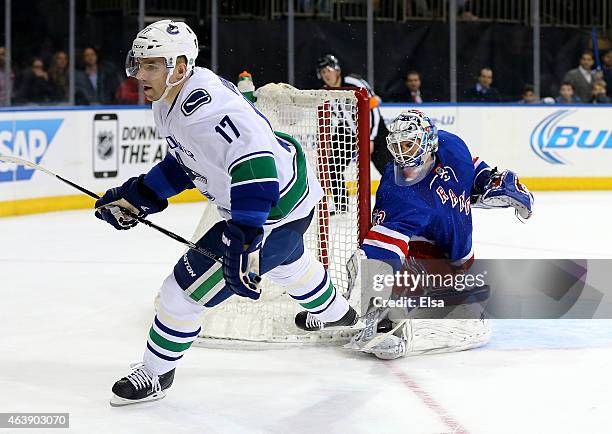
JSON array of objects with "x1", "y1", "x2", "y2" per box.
[
  {"x1": 221, "y1": 222, "x2": 263, "y2": 300},
  {"x1": 471, "y1": 169, "x2": 534, "y2": 220},
  {"x1": 95, "y1": 174, "x2": 168, "y2": 230}
]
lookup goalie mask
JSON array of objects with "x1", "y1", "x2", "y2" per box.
[
  {"x1": 126, "y1": 20, "x2": 199, "y2": 101},
  {"x1": 386, "y1": 110, "x2": 438, "y2": 186}
]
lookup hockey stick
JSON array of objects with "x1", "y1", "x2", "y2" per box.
[{"x1": 0, "y1": 155, "x2": 222, "y2": 264}]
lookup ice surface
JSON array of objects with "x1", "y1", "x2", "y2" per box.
[{"x1": 1, "y1": 192, "x2": 611, "y2": 433}]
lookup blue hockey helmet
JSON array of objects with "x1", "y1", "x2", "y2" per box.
[{"x1": 386, "y1": 110, "x2": 438, "y2": 185}]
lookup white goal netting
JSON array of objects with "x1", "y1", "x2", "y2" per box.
[{"x1": 193, "y1": 84, "x2": 369, "y2": 347}]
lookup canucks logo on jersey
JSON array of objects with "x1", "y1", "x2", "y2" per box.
[{"x1": 181, "y1": 89, "x2": 212, "y2": 116}]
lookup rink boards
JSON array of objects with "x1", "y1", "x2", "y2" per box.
[{"x1": 1, "y1": 103, "x2": 612, "y2": 217}]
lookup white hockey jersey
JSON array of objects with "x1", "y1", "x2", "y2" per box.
[{"x1": 152, "y1": 67, "x2": 323, "y2": 229}]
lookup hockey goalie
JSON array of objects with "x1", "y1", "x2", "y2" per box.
[{"x1": 345, "y1": 109, "x2": 534, "y2": 359}]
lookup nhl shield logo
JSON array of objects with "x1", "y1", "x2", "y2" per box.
[{"x1": 96, "y1": 129, "x2": 114, "y2": 160}]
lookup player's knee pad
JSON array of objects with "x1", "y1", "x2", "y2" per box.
[
  {"x1": 264, "y1": 249, "x2": 316, "y2": 287},
  {"x1": 156, "y1": 273, "x2": 204, "y2": 328},
  {"x1": 266, "y1": 250, "x2": 340, "y2": 314},
  {"x1": 173, "y1": 220, "x2": 229, "y2": 306}
]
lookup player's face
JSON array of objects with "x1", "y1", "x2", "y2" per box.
[
  {"x1": 320, "y1": 67, "x2": 341, "y2": 87},
  {"x1": 135, "y1": 58, "x2": 169, "y2": 101},
  {"x1": 393, "y1": 147, "x2": 433, "y2": 186},
  {"x1": 398, "y1": 137, "x2": 424, "y2": 162}
]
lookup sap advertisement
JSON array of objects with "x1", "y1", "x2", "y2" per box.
[
  {"x1": 380, "y1": 105, "x2": 612, "y2": 177},
  {"x1": 0, "y1": 105, "x2": 611, "y2": 215},
  {"x1": 0, "y1": 108, "x2": 166, "y2": 205}
]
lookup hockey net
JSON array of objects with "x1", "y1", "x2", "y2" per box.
[{"x1": 192, "y1": 84, "x2": 371, "y2": 347}]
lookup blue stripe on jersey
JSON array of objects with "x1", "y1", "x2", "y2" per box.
[
  {"x1": 144, "y1": 153, "x2": 195, "y2": 199},
  {"x1": 231, "y1": 182, "x2": 276, "y2": 227},
  {"x1": 146, "y1": 342, "x2": 184, "y2": 361},
  {"x1": 154, "y1": 316, "x2": 201, "y2": 338},
  {"x1": 232, "y1": 210, "x2": 270, "y2": 227},
  {"x1": 231, "y1": 181, "x2": 279, "y2": 206},
  {"x1": 290, "y1": 273, "x2": 328, "y2": 301},
  {"x1": 362, "y1": 243, "x2": 402, "y2": 260},
  {"x1": 247, "y1": 99, "x2": 273, "y2": 130}
]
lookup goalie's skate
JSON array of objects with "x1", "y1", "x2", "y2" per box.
[
  {"x1": 110, "y1": 363, "x2": 175, "y2": 407},
  {"x1": 295, "y1": 306, "x2": 360, "y2": 332}
]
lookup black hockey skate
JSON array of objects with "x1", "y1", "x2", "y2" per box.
[
  {"x1": 110, "y1": 363, "x2": 175, "y2": 407},
  {"x1": 295, "y1": 306, "x2": 360, "y2": 332}
]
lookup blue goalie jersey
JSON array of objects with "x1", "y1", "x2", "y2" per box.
[{"x1": 363, "y1": 130, "x2": 485, "y2": 267}]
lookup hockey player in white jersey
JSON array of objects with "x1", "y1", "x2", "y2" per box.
[{"x1": 94, "y1": 20, "x2": 358, "y2": 406}]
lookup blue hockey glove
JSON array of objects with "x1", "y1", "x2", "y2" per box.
[
  {"x1": 94, "y1": 174, "x2": 168, "y2": 230},
  {"x1": 221, "y1": 222, "x2": 263, "y2": 300},
  {"x1": 472, "y1": 169, "x2": 534, "y2": 220}
]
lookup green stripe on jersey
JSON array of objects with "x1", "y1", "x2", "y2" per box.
[
  {"x1": 267, "y1": 132, "x2": 309, "y2": 222},
  {"x1": 149, "y1": 328, "x2": 194, "y2": 353},
  {"x1": 230, "y1": 156, "x2": 278, "y2": 184},
  {"x1": 300, "y1": 281, "x2": 334, "y2": 310}
]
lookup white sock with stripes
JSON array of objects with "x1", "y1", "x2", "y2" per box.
[
  {"x1": 143, "y1": 274, "x2": 204, "y2": 376},
  {"x1": 265, "y1": 250, "x2": 349, "y2": 323}
]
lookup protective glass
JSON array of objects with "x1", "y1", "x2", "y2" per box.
[{"x1": 125, "y1": 51, "x2": 168, "y2": 79}]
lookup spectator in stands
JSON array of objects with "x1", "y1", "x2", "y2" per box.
[
  {"x1": 562, "y1": 51, "x2": 595, "y2": 104},
  {"x1": 299, "y1": 0, "x2": 330, "y2": 14},
  {"x1": 404, "y1": 70, "x2": 423, "y2": 103},
  {"x1": 457, "y1": 0, "x2": 478, "y2": 20},
  {"x1": 555, "y1": 82, "x2": 581, "y2": 104},
  {"x1": 518, "y1": 85, "x2": 539, "y2": 104},
  {"x1": 590, "y1": 80, "x2": 611, "y2": 104},
  {"x1": 0, "y1": 46, "x2": 12, "y2": 105},
  {"x1": 115, "y1": 77, "x2": 141, "y2": 105},
  {"x1": 464, "y1": 67, "x2": 501, "y2": 102},
  {"x1": 48, "y1": 51, "x2": 69, "y2": 103},
  {"x1": 75, "y1": 46, "x2": 120, "y2": 105},
  {"x1": 15, "y1": 57, "x2": 58, "y2": 105},
  {"x1": 601, "y1": 50, "x2": 612, "y2": 98}
]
